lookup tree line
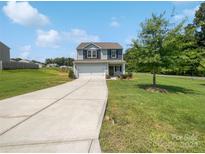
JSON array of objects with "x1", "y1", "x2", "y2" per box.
[
  {"x1": 45, "y1": 57, "x2": 74, "y2": 66},
  {"x1": 124, "y1": 2, "x2": 205, "y2": 86}
]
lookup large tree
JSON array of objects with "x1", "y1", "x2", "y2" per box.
[
  {"x1": 193, "y1": 2, "x2": 205, "y2": 75},
  {"x1": 45, "y1": 57, "x2": 74, "y2": 66},
  {"x1": 177, "y1": 24, "x2": 204, "y2": 76},
  {"x1": 124, "y1": 42, "x2": 141, "y2": 72},
  {"x1": 194, "y1": 2, "x2": 205, "y2": 47}
]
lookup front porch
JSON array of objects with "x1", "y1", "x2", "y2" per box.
[{"x1": 108, "y1": 64, "x2": 125, "y2": 76}]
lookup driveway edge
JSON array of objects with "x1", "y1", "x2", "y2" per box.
[{"x1": 90, "y1": 79, "x2": 108, "y2": 153}]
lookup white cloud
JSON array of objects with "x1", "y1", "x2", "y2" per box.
[
  {"x1": 3, "y1": 1, "x2": 49, "y2": 27},
  {"x1": 20, "y1": 45, "x2": 32, "y2": 52},
  {"x1": 173, "y1": 5, "x2": 199, "y2": 21},
  {"x1": 65, "y1": 28, "x2": 100, "y2": 43},
  {"x1": 35, "y1": 28, "x2": 99, "y2": 49},
  {"x1": 19, "y1": 45, "x2": 32, "y2": 59},
  {"x1": 110, "y1": 21, "x2": 120, "y2": 27},
  {"x1": 110, "y1": 17, "x2": 120, "y2": 28},
  {"x1": 36, "y1": 29, "x2": 61, "y2": 48}
]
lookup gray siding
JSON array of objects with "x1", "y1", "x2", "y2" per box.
[
  {"x1": 0, "y1": 43, "x2": 10, "y2": 62},
  {"x1": 2, "y1": 61, "x2": 39, "y2": 70}
]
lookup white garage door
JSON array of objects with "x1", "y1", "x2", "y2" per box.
[{"x1": 77, "y1": 64, "x2": 106, "y2": 77}]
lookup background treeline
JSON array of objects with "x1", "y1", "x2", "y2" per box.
[
  {"x1": 124, "y1": 2, "x2": 205, "y2": 77},
  {"x1": 45, "y1": 57, "x2": 74, "y2": 66}
]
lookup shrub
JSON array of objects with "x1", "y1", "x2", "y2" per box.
[
  {"x1": 60, "y1": 67, "x2": 68, "y2": 72},
  {"x1": 127, "y1": 72, "x2": 133, "y2": 79},
  {"x1": 106, "y1": 74, "x2": 111, "y2": 79},
  {"x1": 118, "y1": 73, "x2": 133, "y2": 80},
  {"x1": 68, "y1": 69, "x2": 75, "y2": 79}
]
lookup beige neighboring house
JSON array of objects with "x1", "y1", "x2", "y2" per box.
[{"x1": 73, "y1": 42, "x2": 126, "y2": 78}]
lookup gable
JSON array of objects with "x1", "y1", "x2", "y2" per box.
[
  {"x1": 84, "y1": 43, "x2": 100, "y2": 50},
  {"x1": 77, "y1": 42, "x2": 123, "y2": 50},
  {"x1": 0, "y1": 42, "x2": 10, "y2": 50}
]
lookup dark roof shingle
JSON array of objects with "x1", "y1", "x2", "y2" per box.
[{"x1": 77, "y1": 42, "x2": 123, "y2": 49}]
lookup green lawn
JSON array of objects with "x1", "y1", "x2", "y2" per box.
[
  {"x1": 100, "y1": 73, "x2": 205, "y2": 152},
  {"x1": 0, "y1": 68, "x2": 70, "y2": 100}
]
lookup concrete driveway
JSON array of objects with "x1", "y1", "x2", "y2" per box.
[{"x1": 0, "y1": 76, "x2": 107, "y2": 152}]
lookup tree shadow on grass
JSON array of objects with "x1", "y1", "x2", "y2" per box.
[
  {"x1": 136, "y1": 84, "x2": 196, "y2": 94},
  {"x1": 200, "y1": 84, "x2": 205, "y2": 86}
]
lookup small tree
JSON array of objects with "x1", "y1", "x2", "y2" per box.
[
  {"x1": 131, "y1": 13, "x2": 184, "y2": 87},
  {"x1": 135, "y1": 13, "x2": 169, "y2": 87}
]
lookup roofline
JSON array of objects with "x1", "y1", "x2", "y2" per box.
[
  {"x1": 73, "y1": 60, "x2": 126, "y2": 64},
  {"x1": 0, "y1": 41, "x2": 10, "y2": 49},
  {"x1": 83, "y1": 42, "x2": 102, "y2": 49},
  {"x1": 76, "y1": 42, "x2": 123, "y2": 50}
]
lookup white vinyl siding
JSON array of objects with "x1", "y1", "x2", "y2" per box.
[
  {"x1": 77, "y1": 50, "x2": 83, "y2": 60},
  {"x1": 101, "y1": 49, "x2": 107, "y2": 60}
]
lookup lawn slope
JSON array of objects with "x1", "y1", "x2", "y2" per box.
[
  {"x1": 100, "y1": 73, "x2": 205, "y2": 152},
  {"x1": 0, "y1": 68, "x2": 70, "y2": 100}
]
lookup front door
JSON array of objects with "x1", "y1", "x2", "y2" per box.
[{"x1": 109, "y1": 66, "x2": 114, "y2": 76}]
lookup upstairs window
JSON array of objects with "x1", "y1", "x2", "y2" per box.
[
  {"x1": 87, "y1": 50, "x2": 92, "y2": 58},
  {"x1": 92, "y1": 50, "x2": 97, "y2": 58},
  {"x1": 87, "y1": 50, "x2": 97, "y2": 58},
  {"x1": 111, "y1": 50, "x2": 116, "y2": 58}
]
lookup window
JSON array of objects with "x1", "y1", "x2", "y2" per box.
[
  {"x1": 87, "y1": 50, "x2": 92, "y2": 58},
  {"x1": 87, "y1": 50, "x2": 97, "y2": 58},
  {"x1": 92, "y1": 50, "x2": 97, "y2": 58},
  {"x1": 111, "y1": 50, "x2": 116, "y2": 58},
  {"x1": 115, "y1": 66, "x2": 121, "y2": 72}
]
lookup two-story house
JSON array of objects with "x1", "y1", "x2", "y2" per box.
[{"x1": 73, "y1": 42, "x2": 126, "y2": 78}]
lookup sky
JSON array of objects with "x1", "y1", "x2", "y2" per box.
[{"x1": 0, "y1": 1, "x2": 202, "y2": 62}]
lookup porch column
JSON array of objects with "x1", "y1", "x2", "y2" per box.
[
  {"x1": 122, "y1": 63, "x2": 125, "y2": 74},
  {"x1": 106, "y1": 63, "x2": 109, "y2": 75}
]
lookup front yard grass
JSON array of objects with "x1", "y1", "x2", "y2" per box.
[
  {"x1": 100, "y1": 73, "x2": 205, "y2": 152},
  {"x1": 0, "y1": 68, "x2": 70, "y2": 100}
]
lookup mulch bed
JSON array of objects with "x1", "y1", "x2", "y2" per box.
[{"x1": 145, "y1": 87, "x2": 168, "y2": 93}]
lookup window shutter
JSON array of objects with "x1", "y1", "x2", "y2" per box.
[
  {"x1": 97, "y1": 50, "x2": 100, "y2": 59},
  {"x1": 83, "y1": 50, "x2": 87, "y2": 59},
  {"x1": 119, "y1": 49, "x2": 122, "y2": 59},
  {"x1": 108, "y1": 49, "x2": 111, "y2": 59}
]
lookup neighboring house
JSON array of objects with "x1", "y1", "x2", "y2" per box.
[
  {"x1": 19, "y1": 59, "x2": 31, "y2": 63},
  {"x1": 0, "y1": 41, "x2": 39, "y2": 70},
  {"x1": 73, "y1": 42, "x2": 126, "y2": 78},
  {"x1": 34, "y1": 62, "x2": 44, "y2": 68},
  {"x1": 0, "y1": 41, "x2": 10, "y2": 62},
  {"x1": 46, "y1": 63, "x2": 58, "y2": 68}
]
